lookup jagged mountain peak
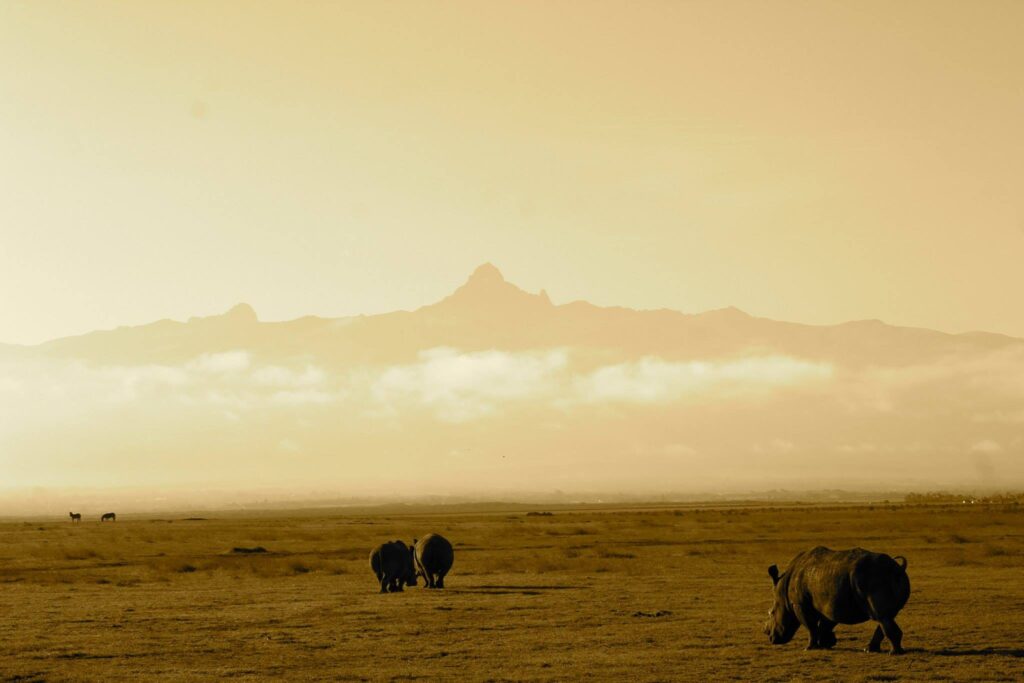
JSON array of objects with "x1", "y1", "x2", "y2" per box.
[
  {"x1": 431, "y1": 263, "x2": 552, "y2": 313},
  {"x1": 465, "y1": 262, "x2": 505, "y2": 286}
]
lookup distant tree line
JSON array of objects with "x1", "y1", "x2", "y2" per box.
[{"x1": 904, "y1": 491, "x2": 1024, "y2": 505}]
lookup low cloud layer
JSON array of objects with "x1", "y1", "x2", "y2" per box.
[
  {"x1": 371, "y1": 348, "x2": 569, "y2": 421},
  {"x1": 0, "y1": 348, "x2": 831, "y2": 426},
  {"x1": 574, "y1": 356, "x2": 832, "y2": 404},
  {"x1": 2, "y1": 345, "x2": 1023, "y2": 494}
]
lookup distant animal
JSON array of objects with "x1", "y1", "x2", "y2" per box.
[
  {"x1": 414, "y1": 533, "x2": 454, "y2": 589},
  {"x1": 69, "y1": 512, "x2": 81, "y2": 523},
  {"x1": 100, "y1": 512, "x2": 116, "y2": 522},
  {"x1": 369, "y1": 540, "x2": 417, "y2": 593},
  {"x1": 231, "y1": 546, "x2": 268, "y2": 554},
  {"x1": 764, "y1": 546, "x2": 910, "y2": 654}
]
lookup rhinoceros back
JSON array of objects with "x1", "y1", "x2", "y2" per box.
[
  {"x1": 786, "y1": 546, "x2": 909, "y2": 625},
  {"x1": 370, "y1": 540, "x2": 411, "y2": 579},
  {"x1": 415, "y1": 534, "x2": 454, "y2": 577},
  {"x1": 416, "y1": 534, "x2": 454, "y2": 571}
]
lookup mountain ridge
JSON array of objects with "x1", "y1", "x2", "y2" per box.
[
  {"x1": 13, "y1": 263, "x2": 1022, "y2": 369},
  {"x1": 32, "y1": 264, "x2": 1022, "y2": 343}
]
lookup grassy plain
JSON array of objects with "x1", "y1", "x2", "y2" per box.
[{"x1": 1, "y1": 503, "x2": 1023, "y2": 681}]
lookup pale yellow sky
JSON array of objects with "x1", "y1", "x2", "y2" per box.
[{"x1": 2, "y1": 1, "x2": 1022, "y2": 345}]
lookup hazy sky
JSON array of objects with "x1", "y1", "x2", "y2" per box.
[{"x1": 2, "y1": 1, "x2": 1022, "y2": 345}]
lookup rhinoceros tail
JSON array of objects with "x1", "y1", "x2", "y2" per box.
[{"x1": 893, "y1": 555, "x2": 908, "y2": 572}]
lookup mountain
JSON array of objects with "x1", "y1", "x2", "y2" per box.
[
  {"x1": 3, "y1": 263, "x2": 1024, "y2": 500},
  {"x1": 32, "y1": 263, "x2": 1023, "y2": 368}
]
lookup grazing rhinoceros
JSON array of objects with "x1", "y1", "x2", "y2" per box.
[
  {"x1": 413, "y1": 533, "x2": 454, "y2": 589},
  {"x1": 764, "y1": 546, "x2": 910, "y2": 654},
  {"x1": 369, "y1": 540, "x2": 418, "y2": 593}
]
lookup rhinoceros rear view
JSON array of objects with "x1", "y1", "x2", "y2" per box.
[
  {"x1": 414, "y1": 533, "x2": 454, "y2": 589},
  {"x1": 764, "y1": 546, "x2": 910, "y2": 654},
  {"x1": 369, "y1": 540, "x2": 418, "y2": 593}
]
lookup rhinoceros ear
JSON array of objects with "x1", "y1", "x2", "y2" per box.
[{"x1": 768, "y1": 565, "x2": 780, "y2": 585}]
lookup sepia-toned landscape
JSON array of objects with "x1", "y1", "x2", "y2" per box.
[
  {"x1": 3, "y1": 1, "x2": 1023, "y2": 680},
  {"x1": 2, "y1": 502, "x2": 1023, "y2": 681}
]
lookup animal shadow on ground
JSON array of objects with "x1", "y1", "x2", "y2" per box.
[
  {"x1": 451, "y1": 584, "x2": 579, "y2": 596},
  {"x1": 928, "y1": 648, "x2": 1024, "y2": 658}
]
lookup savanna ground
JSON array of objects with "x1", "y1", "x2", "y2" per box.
[{"x1": 1, "y1": 503, "x2": 1023, "y2": 681}]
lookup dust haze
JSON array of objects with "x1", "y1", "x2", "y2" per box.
[{"x1": 3, "y1": 265, "x2": 1023, "y2": 514}]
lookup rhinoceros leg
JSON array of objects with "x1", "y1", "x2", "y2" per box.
[
  {"x1": 791, "y1": 604, "x2": 822, "y2": 650},
  {"x1": 798, "y1": 609, "x2": 834, "y2": 650},
  {"x1": 866, "y1": 625, "x2": 884, "y2": 652},
  {"x1": 435, "y1": 572, "x2": 445, "y2": 589},
  {"x1": 817, "y1": 620, "x2": 837, "y2": 649},
  {"x1": 879, "y1": 619, "x2": 904, "y2": 655}
]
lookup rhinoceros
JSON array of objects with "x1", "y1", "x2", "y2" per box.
[
  {"x1": 413, "y1": 533, "x2": 454, "y2": 589},
  {"x1": 764, "y1": 546, "x2": 910, "y2": 654},
  {"x1": 369, "y1": 540, "x2": 418, "y2": 593}
]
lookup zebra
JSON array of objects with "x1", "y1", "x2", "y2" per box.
[
  {"x1": 100, "y1": 512, "x2": 116, "y2": 522},
  {"x1": 69, "y1": 512, "x2": 81, "y2": 523}
]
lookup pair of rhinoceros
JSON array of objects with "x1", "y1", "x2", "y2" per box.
[
  {"x1": 764, "y1": 546, "x2": 911, "y2": 655},
  {"x1": 370, "y1": 533, "x2": 453, "y2": 593}
]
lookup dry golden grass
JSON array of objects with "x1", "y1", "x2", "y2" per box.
[{"x1": 1, "y1": 503, "x2": 1023, "y2": 681}]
